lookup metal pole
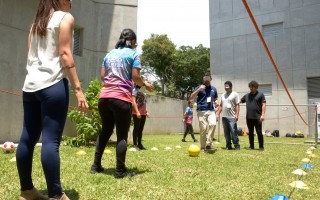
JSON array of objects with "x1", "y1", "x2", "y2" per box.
[
  {"x1": 315, "y1": 105, "x2": 318, "y2": 148},
  {"x1": 217, "y1": 117, "x2": 220, "y2": 143}
]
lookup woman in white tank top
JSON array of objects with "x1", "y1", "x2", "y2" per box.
[{"x1": 16, "y1": 0, "x2": 87, "y2": 200}]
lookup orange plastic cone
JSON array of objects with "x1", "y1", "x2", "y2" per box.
[{"x1": 243, "y1": 128, "x2": 247, "y2": 136}]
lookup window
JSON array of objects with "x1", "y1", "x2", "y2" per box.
[
  {"x1": 73, "y1": 27, "x2": 83, "y2": 56},
  {"x1": 262, "y1": 22, "x2": 284, "y2": 37},
  {"x1": 259, "y1": 84, "x2": 272, "y2": 97},
  {"x1": 307, "y1": 77, "x2": 320, "y2": 99}
]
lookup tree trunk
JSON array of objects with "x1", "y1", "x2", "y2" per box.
[{"x1": 161, "y1": 79, "x2": 165, "y2": 95}]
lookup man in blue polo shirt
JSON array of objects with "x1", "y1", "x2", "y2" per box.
[{"x1": 190, "y1": 72, "x2": 218, "y2": 152}]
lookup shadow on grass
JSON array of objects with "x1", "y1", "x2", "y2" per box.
[
  {"x1": 100, "y1": 167, "x2": 150, "y2": 177},
  {"x1": 64, "y1": 189, "x2": 80, "y2": 200},
  {"x1": 39, "y1": 189, "x2": 80, "y2": 200},
  {"x1": 205, "y1": 149, "x2": 217, "y2": 154}
]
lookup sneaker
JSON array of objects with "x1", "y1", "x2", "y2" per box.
[
  {"x1": 19, "y1": 187, "x2": 49, "y2": 200},
  {"x1": 259, "y1": 148, "x2": 264, "y2": 152},
  {"x1": 137, "y1": 144, "x2": 147, "y2": 150},
  {"x1": 90, "y1": 164, "x2": 104, "y2": 174},
  {"x1": 205, "y1": 145, "x2": 213, "y2": 150},
  {"x1": 181, "y1": 139, "x2": 187, "y2": 142},
  {"x1": 49, "y1": 193, "x2": 70, "y2": 200},
  {"x1": 205, "y1": 145, "x2": 216, "y2": 152},
  {"x1": 235, "y1": 146, "x2": 240, "y2": 150},
  {"x1": 193, "y1": 139, "x2": 198, "y2": 142},
  {"x1": 226, "y1": 146, "x2": 233, "y2": 150},
  {"x1": 115, "y1": 171, "x2": 136, "y2": 179}
]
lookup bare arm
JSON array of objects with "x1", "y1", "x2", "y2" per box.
[
  {"x1": 214, "y1": 98, "x2": 219, "y2": 107},
  {"x1": 216, "y1": 104, "x2": 221, "y2": 116},
  {"x1": 235, "y1": 103, "x2": 240, "y2": 121},
  {"x1": 190, "y1": 84, "x2": 205, "y2": 100},
  {"x1": 28, "y1": 33, "x2": 31, "y2": 49},
  {"x1": 59, "y1": 13, "x2": 88, "y2": 109},
  {"x1": 261, "y1": 102, "x2": 266, "y2": 121},
  {"x1": 132, "y1": 95, "x2": 141, "y2": 118},
  {"x1": 132, "y1": 68, "x2": 154, "y2": 92},
  {"x1": 183, "y1": 111, "x2": 188, "y2": 118},
  {"x1": 100, "y1": 67, "x2": 105, "y2": 82}
]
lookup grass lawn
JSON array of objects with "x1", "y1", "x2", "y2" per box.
[{"x1": 1, "y1": 134, "x2": 319, "y2": 200}]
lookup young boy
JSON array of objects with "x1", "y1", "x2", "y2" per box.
[{"x1": 182, "y1": 100, "x2": 198, "y2": 142}]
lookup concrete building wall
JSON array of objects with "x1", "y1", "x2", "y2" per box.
[
  {"x1": 0, "y1": 0, "x2": 138, "y2": 142},
  {"x1": 209, "y1": 0, "x2": 320, "y2": 136}
]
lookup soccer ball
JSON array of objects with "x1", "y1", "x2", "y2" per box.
[
  {"x1": 188, "y1": 144, "x2": 200, "y2": 157},
  {"x1": 2, "y1": 141, "x2": 16, "y2": 153}
]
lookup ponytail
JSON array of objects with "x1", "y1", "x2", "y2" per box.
[{"x1": 115, "y1": 28, "x2": 137, "y2": 49}]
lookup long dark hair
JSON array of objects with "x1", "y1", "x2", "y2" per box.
[
  {"x1": 115, "y1": 28, "x2": 137, "y2": 49},
  {"x1": 31, "y1": 0, "x2": 61, "y2": 37}
]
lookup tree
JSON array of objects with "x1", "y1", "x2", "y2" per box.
[
  {"x1": 172, "y1": 44, "x2": 210, "y2": 99},
  {"x1": 141, "y1": 34, "x2": 176, "y2": 95}
]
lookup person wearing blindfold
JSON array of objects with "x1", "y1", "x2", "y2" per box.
[
  {"x1": 190, "y1": 72, "x2": 219, "y2": 152},
  {"x1": 216, "y1": 81, "x2": 241, "y2": 150}
]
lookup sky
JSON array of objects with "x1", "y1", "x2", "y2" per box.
[{"x1": 137, "y1": 0, "x2": 210, "y2": 53}]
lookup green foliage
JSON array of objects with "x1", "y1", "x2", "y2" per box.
[
  {"x1": 150, "y1": 81, "x2": 162, "y2": 94},
  {"x1": 172, "y1": 45, "x2": 210, "y2": 99},
  {"x1": 64, "y1": 79, "x2": 102, "y2": 147},
  {"x1": 141, "y1": 34, "x2": 210, "y2": 100},
  {"x1": 141, "y1": 34, "x2": 176, "y2": 95}
]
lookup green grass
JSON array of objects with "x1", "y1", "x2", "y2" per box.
[{"x1": 1, "y1": 135, "x2": 320, "y2": 200}]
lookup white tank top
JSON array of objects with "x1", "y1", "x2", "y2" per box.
[{"x1": 23, "y1": 11, "x2": 68, "y2": 92}]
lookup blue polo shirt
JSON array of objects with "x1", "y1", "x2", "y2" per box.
[{"x1": 194, "y1": 85, "x2": 218, "y2": 111}]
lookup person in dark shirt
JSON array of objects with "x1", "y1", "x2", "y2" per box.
[{"x1": 241, "y1": 80, "x2": 266, "y2": 151}]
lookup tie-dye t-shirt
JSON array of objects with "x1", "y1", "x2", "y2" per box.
[
  {"x1": 184, "y1": 106, "x2": 193, "y2": 124},
  {"x1": 99, "y1": 47, "x2": 141, "y2": 103},
  {"x1": 132, "y1": 87, "x2": 147, "y2": 115}
]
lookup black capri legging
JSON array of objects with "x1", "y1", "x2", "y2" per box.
[{"x1": 94, "y1": 98, "x2": 132, "y2": 173}]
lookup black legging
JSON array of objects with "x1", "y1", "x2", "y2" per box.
[
  {"x1": 132, "y1": 115, "x2": 146, "y2": 146},
  {"x1": 183, "y1": 123, "x2": 196, "y2": 140},
  {"x1": 93, "y1": 98, "x2": 132, "y2": 174},
  {"x1": 246, "y1": 118, "x2": 264, "y2": 148}
]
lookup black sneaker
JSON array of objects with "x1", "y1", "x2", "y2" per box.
[
  {"x1": 205, "y1": 145, "x2": 216, "y2": 153},
  {"x1": 193, "y1": 139, "x2": 198, "y2": 142},
  {"x1": 226, "y1": 146, "x2": 233, "y2": 150},
  {"x1": 205, "y1": 145, "x2": 212, "y2": 150},
  {"x1": 115, "y1": 171, "x2": 136, "y2": 179},
  {"x1": 181, "y1": 139, "x2": 187, "y2": 142},
  {"x1": 235, "y1": 146, "x2": 240, "y2": 150},
  {"x1": 137, "y1": 145, "x2": 147, "y2": 150},
  {"x1": 90, "y1": 164, "x2": 104, "y2": 174}
]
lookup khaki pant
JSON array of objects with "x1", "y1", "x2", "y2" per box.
[{"x1": 197, "y1": 110, "x2": 216, "y2": 149}]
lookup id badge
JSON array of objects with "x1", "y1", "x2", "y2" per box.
[
  {"x1": 226, "y1": 103, "x2": 231, "y2": 108},
  {"x1": 207, "y1": 97, "x2": 211, "y2": 103}
]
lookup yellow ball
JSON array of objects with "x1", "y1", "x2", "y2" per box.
[{"x1": 188, "y1": 144, "x2": 200, "y2": 157}]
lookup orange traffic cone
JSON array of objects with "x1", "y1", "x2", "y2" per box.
[{"x1": 243, "y1": 128, "x2": 247, "y2": 136}]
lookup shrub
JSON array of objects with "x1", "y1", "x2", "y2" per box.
[{"x1": 64, "y1": 79, "x2": 102, "y2": 147}]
